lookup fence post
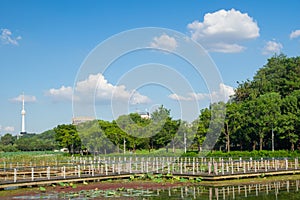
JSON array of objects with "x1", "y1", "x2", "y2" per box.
[
  {"x1": 46, "y1": 167, "x2": 50, "y2": 180},
  {"x1": 208, "y1": 162, "x2": 211, "y2": 174},
  {"x1": 92, "y1": 164, "x2": 94, "y2": 176},
  {"x1": 14, "y1": 168, "x2": 17, "y2": 182},
  {"x1": 215, "y1": 162, "x2": 219, "y2": 175},
  {"x1": 179, "y1": 161, "x2": 182, "y2": 174},
  {"x1": 78, "y1": 165, "x2": 81, "y2": 177},
  {"x1": 105, "y1": 162, "x2": 108, "y2": 175},
  {"x1": 221, "y1": 159, "x2": 224, "y2": 175},
  {"x1": 31, "y1": 167, "x2": 34, "y2": 181},
  {"x1": 265, "y1": 160, "x2": 268, "y2": 172},
  {"x1": 63, "y1": 166, "x2": 66, "y2": 179}
]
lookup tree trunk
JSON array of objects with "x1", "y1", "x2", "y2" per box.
[
  {"x1": 172, "y1": 138, "x2": 175, "y2": 153},
  {"x1": 225, "y1": 122, "x2": 230, "y2": 152},
  {"x1": 227, "y1": 134, "x2": 230, "y2": 152},
  {"x1": 252, "y1": 142, "x2": 256, "y2": 151},
  {"x1": 291, "y1": 143, "x2": 295, "y2": 151},
  {"x1": 197, "y1": 142, "x2": 202, "y2": 152},
  {"x1": 259, "y1": 136, "x2": 263, "y2": 151}
]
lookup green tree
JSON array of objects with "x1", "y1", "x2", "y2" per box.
[
  {"x1": 54, "y1": 124, "x2": 82, "y2": 154},
  {"x1": 0, "y1": 133, "x2": 15, "y2": 145},
  {"x1": 194, "y1": 108, "x2": 210, "y2": 152}
]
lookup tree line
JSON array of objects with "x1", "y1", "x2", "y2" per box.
[{"x1": 0, "y1": 130, "x2": 58, "y2": 152}]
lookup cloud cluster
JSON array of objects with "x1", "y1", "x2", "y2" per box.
[
  {"x1": 47, "y1": 86, "x2": 73, "y2": 102},
  {"x1": 46, "y1": 73, "x2": 150, "y2": 105},
  {"x1": 262, "y1": 41, "x2": 283, "y2": 55},
  {"x1": 169, "y1": 83, "x2": 234, "y2": 103},
  {"x1": 10, "y1": 94, "x2": 37, "y2": 103},
  {"x1": 0, "y1": 29, "x2": 21, "y2": 46},
  {"x1": 3, "y1": 126, "x2": 15, "y2": 132},
  {"x1": 187, "y1": 9, "x2": 259, "y2": 53},
  {"x1": 290, "y1": 30, "x2": 300, "y2": 39},
  {"x1": 0, "y1": 125, "x2": 15, "y2": 133},
  {"x1": 150, "y1": 33, "x2": 178, "y2": 51}
]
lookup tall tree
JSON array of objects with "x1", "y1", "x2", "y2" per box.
[{"x1": 54, "y1": 124, "x2": 82, "y2": 154}]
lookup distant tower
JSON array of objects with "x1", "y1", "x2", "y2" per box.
[{"x1": 20, "y1": 93, "x2": 26, "y2": 135}]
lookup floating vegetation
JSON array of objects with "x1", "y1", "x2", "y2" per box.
[{"x1": 12, "y1": 188, "x2": 160, "y2": 199}]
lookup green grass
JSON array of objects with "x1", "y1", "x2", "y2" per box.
[{"x1": 0, "y1": 151, "x2": 65, "y2": 165}]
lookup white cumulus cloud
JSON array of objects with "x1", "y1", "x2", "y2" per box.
[
  {"x1": 187, "y1": 9, "x2": 259, "y2": 53},
  {"x1": 3, "y1": 126, "x2": 15, "y2": 133},
  {"x1": 262, "y1": 41, "x2": 283, "y2": 55},
  {"x1": 10, "y1": 94, "x2": 37, "y2": 103},
  {"x1": 169, "y1": 83, "x2": 234, "y2": 103},
  {"x1": 150, "y1": 33, "x2": 178, "y2": 52},
  {"x1": 0, "y1": 29, "x2": 21, "y2": 46},
  {"x1": 46, "y1": 86, "x2": 73, "y2": 102},
  {"x1": 290, "y1": 30, "x2": 300, "y2": 39},
  {"x1": 46, "y1": 73, "x2": 150, "y2": 105}
]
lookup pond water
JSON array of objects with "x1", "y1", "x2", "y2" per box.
[{"x1": 11, "y1": 180, "x2": 300, "y2": 199}]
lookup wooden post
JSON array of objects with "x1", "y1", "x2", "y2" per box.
[
  {"x1": 247, "y1": 161, "x2": 250, "y2": 171},
  {"x1": 172, "y1": 162, "x2": 175, "y2": 173},
  {"x1": 221, "y1": 159, "x2": 224, "y2": 175},
  {"x1": 112, "y1": 163, "x2": 115, "y2": 174},
  {"x1": 47, "y1": 167, "x2": 50, "y2": 180},
  {"x1": 146, "y1": 161, "x2": 149, "y2": 173},
  {"x1": 192, "y1": 162, "x2": 195, "y2": 175},
  {"x1": 105, "y1": 162, "x2": 108, "y2": 175},
  {"x1": 214, "y1": 162, "x2": 218, "y2": 175},
  {"x1": 208, "y1": 162, "x2": 211, "y2": 174},
  {"x1": 285, "y1": 159, "x2": 288, "y2": 170},
  {"x1": 31, "y1": 167, "x2": 34, "y2": 181},
  {"x1": 180, "y1": 161, "x2": 183, "y2": 174},
  {"x1": 92, "y1": 164, "x2": 95, "y2": 176},
  {"x1": 78, "y1": 165, "x2": 81, "y2": 177},
  {"x1": 63, "y1": 166, "x2": 66, "y2": 179},
  {"x1": 14, "y1": 168, "x2": 17, "y2": 182},
  {"x1": 226, "y1": 162, "x2": 229, "y2": 173}
]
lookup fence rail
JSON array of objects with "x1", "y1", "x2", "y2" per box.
[{"x1": 0, "y1": 156, "x2": 299, "y2": 185}]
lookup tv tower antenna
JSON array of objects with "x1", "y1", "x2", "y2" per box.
[{"x1": 20, "y1": 93, "x2": 26, "y2": 135}]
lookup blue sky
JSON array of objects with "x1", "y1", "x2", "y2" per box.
[{"x1": 0, "y1": 0, "x2": 300, "y2": 135}]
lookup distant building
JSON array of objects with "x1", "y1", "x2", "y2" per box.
[
  {"x1": 139, "y1": 112, "x2": 150, "y2": 119},
  {"x1": 72, "y1": 116, "x2": 95, "y2": 125}
]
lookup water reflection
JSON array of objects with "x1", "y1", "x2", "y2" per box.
[
  {"x1": 154, "y1": 180, "x2": 300, "y2": 200},
  {"x1": 11, "y1": 180, "x2": 300, "y2": 199}
]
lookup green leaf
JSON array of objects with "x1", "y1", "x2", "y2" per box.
[{"x1": 39, "y1": 186, "x2": 46, "y2": 192}]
